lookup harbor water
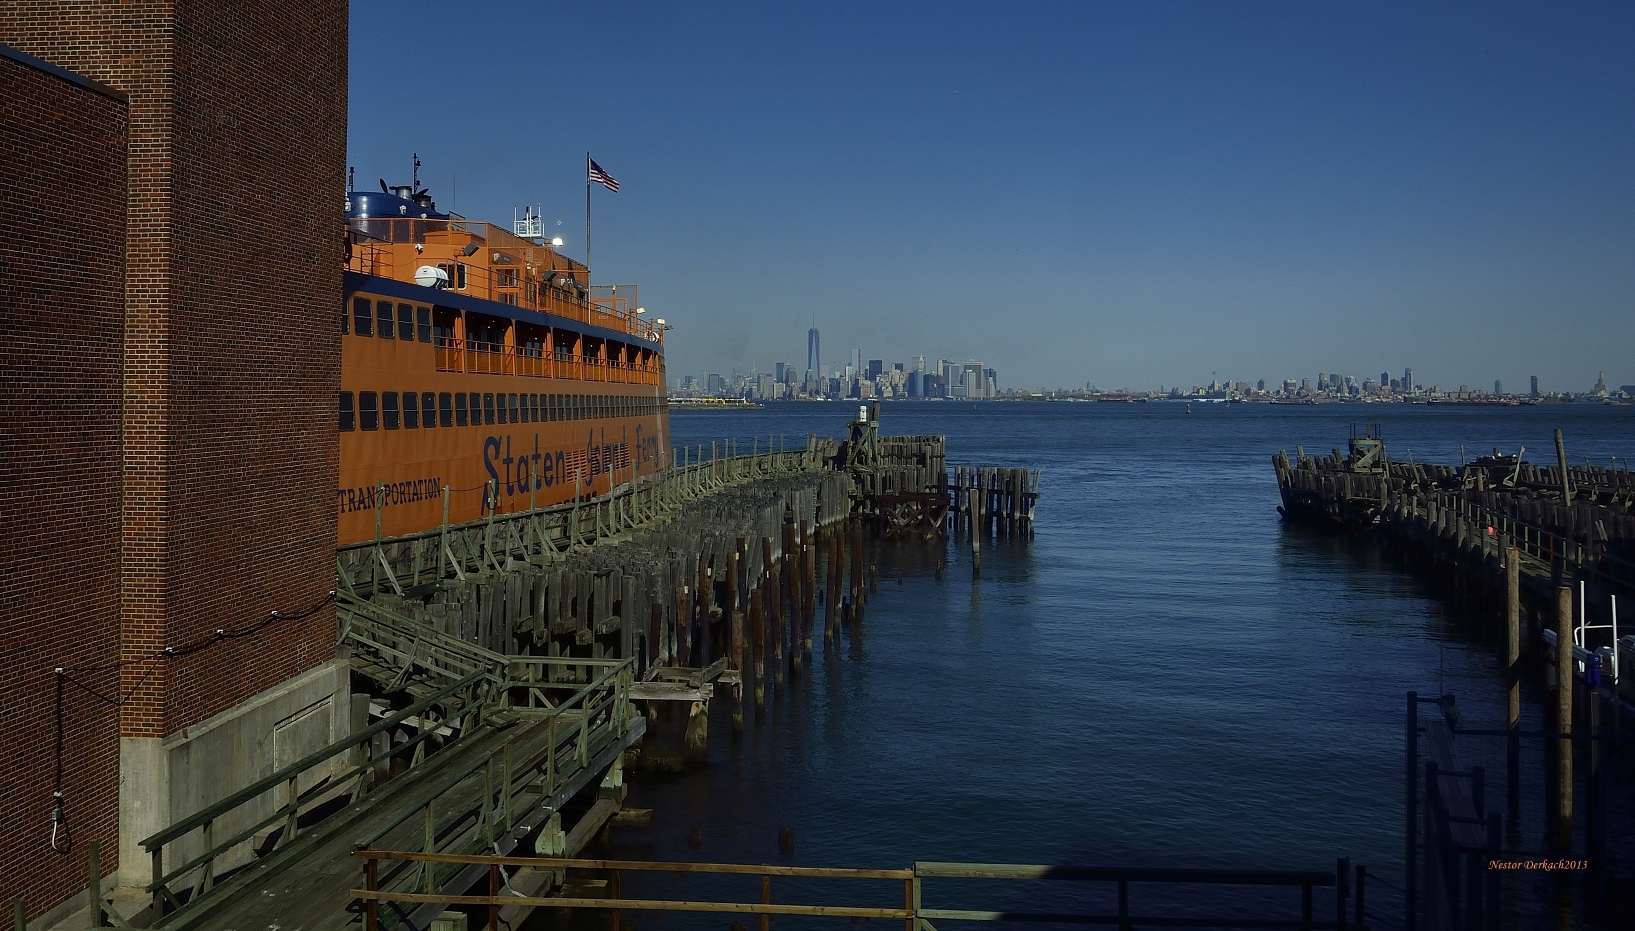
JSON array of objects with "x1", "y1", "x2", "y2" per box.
[{"x1": 529, "y1": 401, "x2": 1635, "y2": 929}]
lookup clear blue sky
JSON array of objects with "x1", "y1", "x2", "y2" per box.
[{"x1": 349, "y1": 1, "x2": 1634, "y2": 393}]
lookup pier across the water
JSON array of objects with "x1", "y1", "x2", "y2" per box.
[{"x1": 1273, "y1": 425, "x2": 1634, "y2": 930}]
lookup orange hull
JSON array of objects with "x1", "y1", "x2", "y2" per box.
[{"x1": 339, "y1": 272, "x2": 667, "y2": 545}]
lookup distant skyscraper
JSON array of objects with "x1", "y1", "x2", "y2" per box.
[
  {"x1": 1403, "y1": 368, "x2": 1413, "y2": 393},
  {"x1": 867, "y1": 359, "x2": 883, "y2": 380},
  {"x1": 1380, "y1": 372, "x2": 1390, "y2": 388},
  {"x1": 1495, "y1": 380, "x2": 1503, "y2": 396},
  {"x1": 913, "y1": 356, "x2": 926, "y2": 372},
  {"x1": 807, "y1": 328, "x2": 820, "y2": 375},
  {"x1": 1594, "y1": 371, "x2": 1609, "y2": 396},
  {"x1": 1531, "y1": 375, "x2": 1539, "y2": 397}
]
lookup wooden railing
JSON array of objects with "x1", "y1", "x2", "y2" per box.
[
  {"x1": 139, "y1": 594, "x2": 641, "y2": 926},
  {"x1": 140, "y1": 671, "x2": 492, "y2": 924},
  {"x1": 348, "y1": 855, "x2": 1363, "y2": 931},
  {"x1": 337, "y1": 439, "x2": 835, "y2": 600}
]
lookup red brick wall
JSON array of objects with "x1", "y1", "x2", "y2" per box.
[
  {"x1": 3, "y1": 0, "x2": 346, "y2": 731},
  {"x1": 0, "y1": 50, "x2": 127, "y2": 922},
  {"x1": 2, "y1": 0, "x2": 347, "y2": 915}
]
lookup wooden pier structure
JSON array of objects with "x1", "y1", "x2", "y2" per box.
[
  {"x1": 60, "y1": 422, "x2": 1039, "y2": 931},
  {"x1": 22, "y1": 410, "x2": 1049, "y2": 931},
  {"x1": 1273, "y1": 426, "x2": 1634, "y2": 931}
]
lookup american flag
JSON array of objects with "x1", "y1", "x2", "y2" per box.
[{"x1": 588, "y1": 157, "x2": 620, "y2": 192}]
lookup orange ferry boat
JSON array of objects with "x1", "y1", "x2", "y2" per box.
[{"x1": 340, "y1": 177, "x2": 668, "y2": 545}]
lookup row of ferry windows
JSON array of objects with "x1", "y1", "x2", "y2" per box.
[
  {"x1": 338, "y1": 391, "x2": 664, "y2": 432},
  {"x1": 344, "y1": 297, "x2": 432, "y2": 341}
]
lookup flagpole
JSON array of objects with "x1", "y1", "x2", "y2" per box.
[{"x1": 585, "y1": 152, "x2": 592, "y2": 289}]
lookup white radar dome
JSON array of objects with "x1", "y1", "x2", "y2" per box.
[{"x1": 414, "y1": 265, "x2": 450, "y2": 288}]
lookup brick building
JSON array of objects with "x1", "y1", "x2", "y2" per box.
[
  {"x1": 0, "y1": 44, "x2": 128, "y2": 924},
  {"x1": 1, "y1": 2, "x2": 348, "y2": 923}
]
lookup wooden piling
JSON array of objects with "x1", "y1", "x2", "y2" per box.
[
  {"x1": 674, "y1": 586, "x2": 689, "y2": 669},
  {"x1": 783, "y1": 523, "x2": 798, "y2": 674},
  {"x1": 697, "y1": 558, "x2": 713, "y2": 665},
  {"x1": 729, "y1": 546, "x2": 745, "y2": 734},
  {"x1": 765, "y1": 536, "x2": 783, "y2": 687},
  {"x1": 801, "y1": 522, "x2": 816, "y2": 655},
  {"x1": 1555, "y1": 584, "x2": 1573, "y2": 849},
  {"x1": 750, "y1": 587, "x2": 766, "y2": 710},
  {"x1": 971, "y1": 485, "x2": 982, "y2": 577},
  {"x1": 824, "y1": 534, "x2": 839, "y2": 643},
  {"x1": 1505, "y1": 546, "x2": 1520, "y2": 825},
  {"x1": 684, "y1": 699, "x2": 709, "y2": 763},
  {"x1": 850, "y1": 521, "x2": 864, "y2": 611},
  {"x1": 649, "y1": 602, "x2": 663, "y2": 669}
]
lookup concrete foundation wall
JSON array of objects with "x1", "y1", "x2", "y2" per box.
[{"x1": 118, "y1": 659, "x2": 351, "y2": 889}]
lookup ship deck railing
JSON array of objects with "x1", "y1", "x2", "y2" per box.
[
  {"x1": 432, "y1": 337, "x2": 661, "y2": 386},
  {"x1": 346, "y1": 220, "x2": 662, "y2": 344}
]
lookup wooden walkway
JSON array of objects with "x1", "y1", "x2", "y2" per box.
[
  {"x1": 136, "y1": 597, "x2": 643, "y2": 931},
  {"x1": 158, "y1": 709, "x2": 641, "y2": 931}
]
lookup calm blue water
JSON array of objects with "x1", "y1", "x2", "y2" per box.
[{"x1": 530, "y1": 401, "x2": 1634, "y2": 929}]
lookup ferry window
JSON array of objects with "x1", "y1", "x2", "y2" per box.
[
  {"x1": 455, "y1": 392, "x2": 469, "y2": 426},
  {"x1": 495, "y1": 395, "x2": 507, "y2": 425},
  {"x1": 402, "y1": 390, "x2": 419, "y2": 428},
  {"x1": 338, "y1": 392, "x2": 354, "y2": 431},
  {"x1": 377, "y1": 301, "x2": 393, "y2": 338},
  {"x1": 422, "y1": 393, "x2": 436, "y2": 428},
  {"x1": 341, "y1": 299, "x2": 349, "y2": 334},
  {"x1": 529, "y1": 394, "x2": 539, "y2": 422},
  {"x1": 508, "y1": 394, "x2": 519, "y2": 423},
  {"x1": 483, "y1": 393, "x2": 496, "y2": 425},
  {"x1": 456, "y1": 263, "x2": 468, "y2": 289},
  {"x1": 383, "y1": 392, "x2": 400, "y2": 430},
  {"x1": 416, "y1": 306, "x2": 431, "y2": 342},
  {"x1": 397, "y1": 304, "x2": 414, "y2": 341},
  {"x1": 360, "y1": 392, "x2": 378, "y2": 431},
  {"x1": 439, "y1": 392, "x2": 452, "y2": 427},
  {"x1": 352, "y1": 297, "x2": 373, "y2": 337}
]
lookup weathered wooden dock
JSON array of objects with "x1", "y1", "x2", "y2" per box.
[
  {"x1": 1273, "y1": 426, "x2": 1634, "y2": 931},
  {"x1": 1274, "y1": 426, "x2": 1635, "y2": 608},
  {"x1": 86, "y1": 417, "x2": 1043, "y2": 931}
]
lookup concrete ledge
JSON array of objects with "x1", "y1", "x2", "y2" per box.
[{"x1": 119, "y1": 658, "x2": 352, "y2": 889}]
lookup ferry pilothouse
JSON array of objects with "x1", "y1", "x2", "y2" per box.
[{"x1": 340, "y1": 172, "x2": 668, "y2": 545}]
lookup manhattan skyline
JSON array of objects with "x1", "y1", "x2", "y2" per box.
[{"x1": 348, "y1": 2, "x2": 1635, "y2": 391}]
